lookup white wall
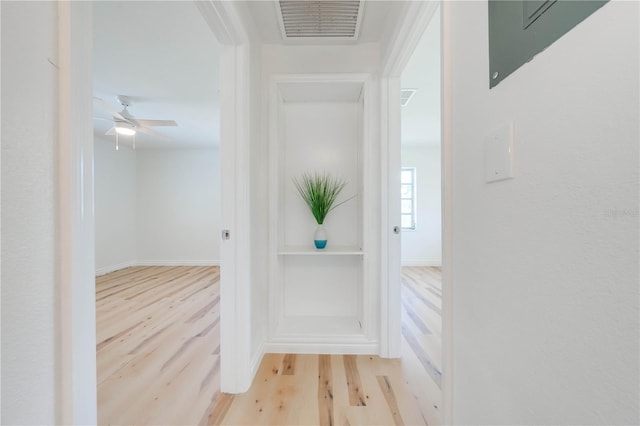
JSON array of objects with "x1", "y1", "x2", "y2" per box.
[
  {"x1": 1, "y1": 2, "x2": 58, "y2": 423},
  {"x1": 449, "y1": 2, "x2": 639, "y2": 424},
  {"x1": 94, "y1": 138, "x2": 137, "y2": 273},
  {"x1": 135, "y1": 148, "x2": 220, "y2": 264},
  {"x1": 401, "y1": 145, "x2": 441, "y2": 265},
  {"x1": 94, "y1": 146, "x2": 220, "y2": 271},
  {"x1": 283, "y1": 103, "x2": 361, "y2": 248},
  {"x1": 262, "y1": 44, "x2": 380, "y2": 74},
  {"x1": 281, "y1": 102, "x2": 362, "y2": 319},
  {"x1": 400, "y1": 6, "x2": 441, "y2": 146}
]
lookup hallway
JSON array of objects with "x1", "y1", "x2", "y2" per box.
[
  {"x1": 96, "y1": 266, "x2": 442, "y2": 425},
  {"x1": 214, "y1": 267, "x2": 442, "y2": 425}
]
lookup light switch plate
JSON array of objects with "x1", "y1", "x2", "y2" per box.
[{"x1": 484, "y1": 122, "x2": 514, "y2": 183}]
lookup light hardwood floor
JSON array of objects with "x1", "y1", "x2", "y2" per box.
[
  {"x1": 96, "y1": 266, "x2": 441, "y2": 425},
  {"x1": 96, "y1": 266, "x2": 221, "y2": 425}
]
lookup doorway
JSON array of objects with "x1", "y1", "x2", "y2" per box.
[
  {"x1": 91, "y1": 2, "x2": 223, "y2": 423},
  {"x1": 56, "y1": 0, "x2": 253, "y2": 423},
  {"x1": 398, "y1": 5, "x2": 443, "y2": 425},
  {"x1": 380, "y1": 1, "x2": 447, "y2": 424}
]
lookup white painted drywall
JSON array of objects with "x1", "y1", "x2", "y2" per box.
[
  {"x1": 401, "y1": 6, "x2": 441, "y2": 146},
  {"x1": 281, "y1": 102, "x2": 362, "y2": 318},
  {"x1": 262, "y1": 44, "x2": 380, "y2": 74},
  {"x1": 135, "y1": 148, "x2": 220, "y2": 264},
  {"x1": 283, "y1": 103, "x2": 361, "y2": 248},
  {"x1": 401, "y1": 145, "x2": 441, "y2": 265},
  {"x1": 449, "y1": 2, "x2": 639, "y2": 424},
  {"x1": 0, "y1": 2, "x2": 58, "y2": 423},
  {"x1": 94, "y1": 138, "x2": 137, "y2": 273},
  {"x1": 94, "y1": 145, "x2": 220, "y2": 271}
]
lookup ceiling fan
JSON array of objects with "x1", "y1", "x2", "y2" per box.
[{"x1": 94, "y1": 95, "x2": 178, "y2": 149}]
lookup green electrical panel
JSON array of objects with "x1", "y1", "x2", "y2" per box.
[{"x1": 488, "y1": 0, "x2": 608, "y2": 88}]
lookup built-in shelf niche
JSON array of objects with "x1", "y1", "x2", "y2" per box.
[
  {"x1": 278, "y1": 246, "x2": 363, "y2": 256},
  {"x1": 268, "y1": 74, "x2": 376, "y2": 354}
]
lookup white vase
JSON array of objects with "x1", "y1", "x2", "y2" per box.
[{"x1": 314, "y1": 224, "x2": 327, "y2": 249}]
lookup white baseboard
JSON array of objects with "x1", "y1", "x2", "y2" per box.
[
  {"x1": 263, "y1": 341, "x2": 379, "y2": 355},
  {"x1": 401, "y1": 259, "x2": 442, "y2": 267},
  {"x1": 95, "y1": 261, "x2": 136, "y2": 276},
  {"x1": 250, "y1": 341, "x2": 265, "y2": 384},
  {"x1": 95, "y1": 259, "x2": 220, "y2": 276},
  {"x1": 135, "y1": 260, "x2": 220, "y2": 267}
]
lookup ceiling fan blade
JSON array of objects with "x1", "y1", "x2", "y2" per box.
[
  {"x1": 105, "y1": 127, "x2": 116, "y2": 136},
  {"x1": 137, "y1": 126, "x2": 169, "y2": 140},
  {"x1": 94, "y1": 97, "x2": 125, "y2": 120},
  {"x1": 93, "y1": 117, "x2": 112, "y2": 122},
  {"x1": 135, "y1": 119, "x2": 178, "y2": 127}
]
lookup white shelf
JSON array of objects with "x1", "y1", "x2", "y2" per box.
[
  {"x1": 276, "y1": 315, "x2": 363, "y2": 337},
  {"x1": 278, "y1": 245, "x2": 363, "y2": 256}
]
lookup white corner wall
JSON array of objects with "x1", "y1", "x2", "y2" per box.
[
  {"x1": 95, "y1": 146, "x2": 220, "y2": 272},
  {"x1": 449, "y1": 2, "x2": 639, "y2": 424},
  {"x1": 401, "y1": 145, "x2": 441, "y2": 265},
  {"x1": 1, "y1": 2, "x2": 58, "y2": 423},
  {"x1": 136, "y1": 148, "x2": 220, "y2": 265},
  {"x1": 94, "y1": 138, "x2": 137, "y2": 274}
]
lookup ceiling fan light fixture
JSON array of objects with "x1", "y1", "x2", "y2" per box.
[{"x1": 115, "y1": 122, "x2": 136, "y2": 136}]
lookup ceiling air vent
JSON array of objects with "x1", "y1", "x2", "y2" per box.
[
  {"x1": 400, "y1": 88, "x2": 417, "y2": 107},
  {"x1": 278, "y1": 1, "x2": 364, "y2": 39}
]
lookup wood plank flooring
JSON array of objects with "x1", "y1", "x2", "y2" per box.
[
  {"x1": 96, "y1": 266, "x2": 441, "y2": 425},
  {"x1": 96, "y1": 266, "x2": 221, "y2": 425},
  {"x1": 218, "y1": 353, "x2": 428, "y2": 425},
  {"x1": 398, "y1": 266, "x2": 443, "y2": 425}
]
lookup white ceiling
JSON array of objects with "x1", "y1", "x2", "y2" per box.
[
  {"x1": 93, "y1": 1, "x2": 220, "y2": 149},
  {"x1": 93, "y1": 1, "x2": 438, "y2": 150},
  {"x1": 245, "y1": 0, "x2": 403, "y2": 45}
]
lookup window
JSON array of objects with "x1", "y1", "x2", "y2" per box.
[{"x1": 401, "y1": 167, "x2": 416, "y2": 230}]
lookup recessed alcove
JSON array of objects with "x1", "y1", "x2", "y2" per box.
[{"x1": 267, "y1": 74, "x2": 377, "y2": 353}]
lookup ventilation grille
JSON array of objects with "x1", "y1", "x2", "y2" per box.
[
  {"x1": 278, "y1": 1, "x2": 364, "y2": 39},
  {"x1": 400, "y1": 89, "x2": 417, "y2": 107}
]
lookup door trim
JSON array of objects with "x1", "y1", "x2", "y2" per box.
[
  {"x1": 57, "y1": 2, "x2": 96, "y2": 423},
  {"x1": 378, "y1": 75, "x2": 402, "y2": 358},
  {"x1": 379, "y1": 1, "x2": 453, "y2": 424},
  {"x1": 197, "y1": 0, "x2": 255, "y2": 393},
  {"x1": 440, "y1": 3, "x2": 454, "y2": 422}
]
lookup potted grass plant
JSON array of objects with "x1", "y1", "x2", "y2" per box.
[{"x1": 293, "y1": 172, "x2": 351, "y2": 249}]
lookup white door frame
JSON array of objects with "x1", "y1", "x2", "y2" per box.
[
  {"x1": 58, "y1": 1, "x2": 253, "y2": 423},
  {"x1": 196, "y1": 0, "x2": 255, "y2": 394},
  {"x1": 379, "y1": 73, "x2": 402, "y2": 358},
  {"x1": 57, "y1": 2, "x2": 96, "y2": 423},
  {"x1": 440, "y1": 3, "x2": 454, "y2": 421},
  {"x1": 379, "y1": 1, "x2": 453, "y2": 423}
]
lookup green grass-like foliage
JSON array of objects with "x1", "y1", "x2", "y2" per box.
[{"x1": 293, "y1": 172, "x2": 349, "y2": 225}]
